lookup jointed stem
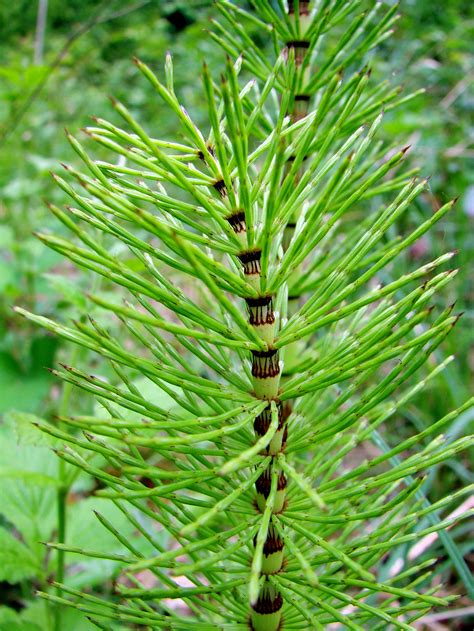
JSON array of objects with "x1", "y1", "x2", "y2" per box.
[{"x1": 242, "y1": 3, "x2": 315, "y2": 629}]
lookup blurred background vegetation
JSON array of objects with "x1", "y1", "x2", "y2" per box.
[{"x1": 0, "y1": 1, "x2": 472, "y2": 629}]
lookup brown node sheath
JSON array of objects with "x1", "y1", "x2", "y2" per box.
[
  {"x1": 263, "y1": 533, "x2": 284, "y2": 557},
  {"x1": 198, "y1": 145, "x2": 215, "y2": 162},
  {"x1": 253, "y1": 533, "x2": 284, "y2": 557},
  {"x1": 286, "y1": 155, "x2": 308, "y2": 163},
  {"x1": 252, "y1": 591, "x2": 283, "y2": 614},
  {"x1": 256, "y1": 469, "x2": 287, "y2": 498},
  {"x1": 246, "y1": 295, "x2": 275, "y2": 327},
  {"x1": 285, "y1": 40, "x2": 310, "y2": 66},
  {"x1": 213, "y1": 178, "x2": 228, "y2": 198},
  {"x1": 238, "y1": 249, "x2": 262, "y2": 276},
  {"x1": 254, "y1": 402, "x2": 283, "y2": 435},
  {"x1": 287, "y1": 0, "x2": 310, "y2": 15},
  {"x1": 292, "y1": 94, "x2": 311, "y2": 121},
  {"x1": 251, "y1": 350, "x2": 280, "y2": 379},
  {"x1": 226, "y1": 210, "x2": 246, "y2": 234},
  {"x1": 286, "y1": 40, "x2": 310, "y2": 49}
]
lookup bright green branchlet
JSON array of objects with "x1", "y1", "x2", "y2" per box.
[{"x1": 16, "y1": 1, "x2": 473, "y2": 629}]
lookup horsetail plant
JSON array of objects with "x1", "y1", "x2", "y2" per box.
[{"x1": 16, "y1": 1, "x2": 473, "y2": 629}]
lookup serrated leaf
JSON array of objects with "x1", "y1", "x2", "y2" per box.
[
  {"x1": 18, "y1": 599, "x2": 100, "y2": 631},
  {"x1": 65, "y1": 497, "x2": 162, "y2": 588},
  {"x1": 0, "y1": 468, "x2": 60, "y2": 487},
  {"x1": 0, "y1": 417, "x2": 57, "y2": 546},
  {"x1": 0, "y1": 528, "x2": 39, "y2": 583},
  {"x1": 4, "y1": 411, "x2": 58, "y2": 447}
]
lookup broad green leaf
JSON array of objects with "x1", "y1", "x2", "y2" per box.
[
  {"x1": 18, "y1": 598, "x2": 101, "y2": 631},
  {"x1": 0, "y1": 416, "x2": 57, "y2": 547},
  {"x1": 0, "y1": 350, "x2": 54, "y2": 415},
  {"x1": 65, "y1": 497, "x2": 162, "y2": 589},
  {"x1": 0, "y1": 528, "x2": 39, "y2": 583}
]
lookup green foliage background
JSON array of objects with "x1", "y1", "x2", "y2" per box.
[{"x1": 0, "y1": 1, "x2": 472, "y2": 629}]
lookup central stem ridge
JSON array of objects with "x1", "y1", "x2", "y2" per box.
[
  {"x1": 227, "y1": 4, "x2": 314, "y2": 613},
  {"x1": 232, "y1": 232, "x2": 285, "y2": 629},
  {"x1": 240, "y1": 254, "x2": 285, "y2": 630}
]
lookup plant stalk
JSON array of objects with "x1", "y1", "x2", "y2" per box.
[
  {"x1": 53, "y1": 345, "x2": 81, "y2": 631},
  {"x1": 247, "y1": 4, "x2": 315, "y2": 629}
]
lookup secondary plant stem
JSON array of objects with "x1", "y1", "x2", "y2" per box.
[{"x1": 53, "y1": 344, "x2": 81, "y2": 631}]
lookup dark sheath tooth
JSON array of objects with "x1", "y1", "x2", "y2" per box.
[
  {"x1": 213, "y1": 178, "x2": 228, "y2": 198},
  {"x1": 251, "y1": 349, "x2": 280, "y2": 379},
  {"x1": 254, "y1": 402, "x2": 283, "y2": 435},
  {"x1": 285, "y1": 39, "x2": 310, "y2": 65},
  {"x1": 256, "y1": 469, "x2": 287, "y2": 498},
  {"x1": 286, "y1": 40, "x2": 310, "y2": 49},
  {"x1": 263, "y1": 535, "x2": 284, "y2": 557},
  {"x1": 287, "y1": 155, "x2": 308, "y2": 163},
  {"x1": 246, "y1": 296, "x2": 275, "y2": 327},
  {"x1": 252, "y1": 591, "x2": 283, "y2": 614},
  {"x1": 198, "y1": 146, "x2": 215, "y2": 161},
  {"x1": 282, "y1": 424, "x2": 288, "y2": 448},
  {"x1": 238, "y1": 249, "x2": 262, "y2": 276},
  {"x1": 288, "y1": 0, "x2": 310, "y2": 16},
  {"x1": 226, "y1": 210, "x2": 246, "y2": 234},
  {"x1": 252, "y1": 532, "x2": 284, "y2": 557}
]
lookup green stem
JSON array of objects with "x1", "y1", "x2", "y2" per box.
[
  {"x1": 53, "y1": 344, "x2": 81, "y2": 631},
  {"x1": 249, "y1": 5, "x2": 315, "y2": 629},
  {"x1": 53, "y1": 234, "x2": 101, "y2": 630}
]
